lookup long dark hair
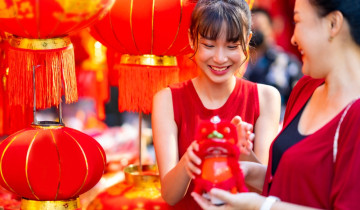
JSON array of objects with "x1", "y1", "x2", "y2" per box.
[
  {"x1": 189, "y1": 0, "x2": 252, "y2": 59},
  {"x1": 309, "y1": 0, "x2": 360, "y2": 45}
]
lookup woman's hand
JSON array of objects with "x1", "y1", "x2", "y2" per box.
[
  {"x1": 231, "y1": 116, "x2": 255, "y2": 155},
  {"x1": 184, "y1": 141, "x2": 202, "y2": 179},
  {"x1": 192, "y1": 189, "x2": 261, "y2": 210}
]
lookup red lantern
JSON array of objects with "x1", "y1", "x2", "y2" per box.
[
  {"x1": 0, "y1": 122, "x2": 106, "y2": 209},
  {"x1": 0, "y1": 0, "x2": 114, "y2": 110},
  {"x1": 87, "y1": 165, "x2": 172, "y2": 210},
  {"x1": 90, "y1": 0, "x2": 196, "y2": 113}
]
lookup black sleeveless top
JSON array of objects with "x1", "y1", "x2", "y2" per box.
[{"x1": 271, "y1": 105, "x2": 308, "y2": 175}]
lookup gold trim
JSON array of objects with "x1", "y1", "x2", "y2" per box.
[
  {"x1": 124, "y1": 164, "x2": 159, "y2": 187},
  {"x1": 31, "y1": 124, "x2": 64, "y2": 130},
  {"x1": 130, "y1": 0, "x2": 141, "y2": 54},
  {"x1": 0, "y1": 132, "x2": 21, "y2": 194},
  {"x1": 9, "y1": 36, "x2": 72, "y2": 50},
  {"x1": 96, "y1": 145, "x2": 106, "y2": 169},
  {"x1": 120, "y1": 54, "x2": 177, "y2": 66},
  {"x1": 151, "y1": 0, "x2": 155, "y2": 54},
  {"x1": 50, "y1": 130, "x2": 61, "y2": 200},
  {"x1": 162, "y1": 0, "x2": 183, "y2": 55},
  {"x1": 64, "y1": 131, "x2": 88, "y2": 197},
  {"x1": 21, "y1": 197, "x2": 80, "y2": 210},
  {"x1": 108, "y1": 10, "x2": 127, "y2": 52},
  {"x1": 26, "y1": 132, "x2": 40, "y2": 200}
]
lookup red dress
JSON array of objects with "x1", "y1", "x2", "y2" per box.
[
  {"x1": 170, "y1": 78, "x2": 260, "y2": 209},
  {"x1": 263, "y1": 76, "x2": 360, "y2": 209}
]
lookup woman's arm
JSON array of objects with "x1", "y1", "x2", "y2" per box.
[
  {"x1": 152, "y1": 88, "x2": 198, "y2": 205},
  {"x1": 241, "y1": 161, "x2": 267, "y2": 191},
  {"x1": 254, "y1": 84, "x2": 281, "y2": 164}
]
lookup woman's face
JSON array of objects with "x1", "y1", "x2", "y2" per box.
[
  {"x1": 291, "y1": 0, "x2": 331, "y2": 78},
  {"x1": 194, "y1": 25, "x2": 247, "y2": 84}
]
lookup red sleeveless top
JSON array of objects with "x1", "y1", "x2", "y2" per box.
[{"x1": 170, "y1": 78, "x2": 260, "y2": 209}]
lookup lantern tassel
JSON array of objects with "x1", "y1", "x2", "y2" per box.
[
  {"x1": 7, "y1": 45, "x2": 78, "y2": 109},
  {"x1": 116, "y1": 64, "x2": 179, "y2": 113}
]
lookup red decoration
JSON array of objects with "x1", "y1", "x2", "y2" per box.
[
  {"x1": 0, "y1": 124, "x2": 106, "y2": 201},
  {"x1": 71, "y1": 29, "x2": 109, "y2": 121},
  {"x1": 90, "y1": 0, "x2": 196, "y2": 113},
  {"x1": 194, "y1": 116, "x2": 247, "y2": 204},
  {"x1": 87, "y1": 165, "x2": 171, "y2": 210},
  {"x1": 0, "y1": 0, "x2": 114, "y2": 110}
]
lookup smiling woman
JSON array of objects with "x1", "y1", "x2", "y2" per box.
[
  {"x1": 151, "y1": 0, "x2": 281, "y2": 209},
  {"x1": 191, "y1": 0, "x2": 360, "y2": 209}
]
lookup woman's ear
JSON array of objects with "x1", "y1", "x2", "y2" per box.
[
  {"x1": 327, "y1": 10, "x2": 344, "y2": 40},
  {"x1": 188, "y1": 29, "x2": 194, "y2": 50}
]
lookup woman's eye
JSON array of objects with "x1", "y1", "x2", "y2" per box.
[
  {"x1": 228, "y1": 45, "x2": 239, "y2": 49},
  {"x1": 202, "y1": 43, "x2": 214, "y2": 48}
]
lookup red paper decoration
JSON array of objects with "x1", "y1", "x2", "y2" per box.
[
  {"x1": 90, "y1": 0, "x2": 196, "y2": 113},
  {"x1": 0, "y1": 124, "x2": 106, "y2": 201}
]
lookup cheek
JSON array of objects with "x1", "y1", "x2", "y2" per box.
[{"x1": 229, "y1": 50, "x2": 245, "y2": 63}]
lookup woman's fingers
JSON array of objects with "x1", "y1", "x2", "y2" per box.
[
  {"x1": 231, "y1": 116, "x2": 254, "y2": 155},
  {"x1": 191, "y1": 192, "x2": 221, "y2": 210},
  {"x1": 210, "y1": 188, "x2": 236, "y2": 205},
  {"x1": 185, "y1": 141, "x2": 202, "y2": 178}
]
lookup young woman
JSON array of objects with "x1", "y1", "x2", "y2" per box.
[
  {"x1": 192, "y1": 0, "x2": 360, "y2": 209},
  {"x1": 152, "y1": 0, "x2": 280, "y2": 208}
]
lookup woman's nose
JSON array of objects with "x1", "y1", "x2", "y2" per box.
[
  {"x1": 213, "y1": 47, "x2": 228, "y2": 63},
  {"x1": 291, "y1": 34, "x2": 297, "y2": 46}
]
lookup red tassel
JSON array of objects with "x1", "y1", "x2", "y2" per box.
[
  {"x1": 117, "y1": 64, "x2": 179, "y2": 113},
  {"x1": 7, "y1": 45, "x2": 78, "y2": 109}
]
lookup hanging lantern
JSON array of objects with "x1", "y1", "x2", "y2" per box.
[
  {"x1": 87, "y1": 165, "x2": 171, "y2": 210},
  {"x1": 0, "y1": 0, "x2": 115, "y2": 110},
  {"x1": 0, "y1": 122, "x2": 106, "y2": 209},
  {"x1": 90, "y1": 0, "x2": 196, "y2": 113}
]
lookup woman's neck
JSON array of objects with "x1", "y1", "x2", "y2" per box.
[{"x1": 192, "y1": 76, "x2": 237, "y2": 109}]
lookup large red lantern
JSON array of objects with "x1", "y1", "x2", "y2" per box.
[
  {"x1": 0, "y1": 122, "x2": 106, "y2": 209},
  {"x1": 0, "y1": 0, "x2": 114, "y2": 110},
  {"x1": 91, "y1": 0, "x2": 196, "y2": 113}
]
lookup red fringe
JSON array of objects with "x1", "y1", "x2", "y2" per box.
[
  {"x1": 116, "y1": 64, "x2": 179, "y2": 114},
  {"x1": 7, "y1": 46, "x2": 78, "y2": 109}
]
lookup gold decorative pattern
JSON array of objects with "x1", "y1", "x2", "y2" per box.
[
  {"x1": 21, "y1": 197, "x2": 80, "y2": 210},
  {"x1": 64, "y1": 131, "x2": 89, "y2": 197},
  {"x1": 9, "y1": 36, "x2": 72, "y2": 50},
  {"x1": 50, "y1": 130, "x2": 61, "y2": 200},
  {"x1": 0, "y1": 0, "x2": 34, "y2": 19},
  {"x1": 25, "y1": 131, "x2": 40, "y2": 200},
  {"x1": 10, "y1": 0, "x2": 31, "y2": 36},
  {"x1": 0, "y1": 132, "x2": 21, "y2": 194},
  {"x1": 162, "y1": 0, "x2": 183, "y2": 55},
  {"x1": 120, "y1": 54, "x2": 177, "y2": 66},
  {"x1": 53, "y1": 0, "x2": 102, "y2": 22}
]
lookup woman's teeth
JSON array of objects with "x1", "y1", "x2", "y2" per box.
[{"x1": 210, "y1": 66, "x2": 228, "y2": 71}]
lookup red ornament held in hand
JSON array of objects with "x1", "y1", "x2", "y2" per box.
[{"x1": 193, "y1": 116, "x2": 248, "y2": 205}]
